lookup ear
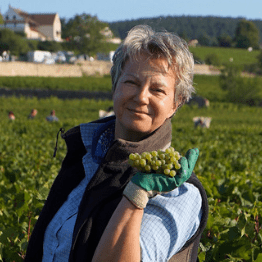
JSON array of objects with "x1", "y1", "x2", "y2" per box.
[{"x1": 168, "y1": 96, "x2": 182, "y2": 118}]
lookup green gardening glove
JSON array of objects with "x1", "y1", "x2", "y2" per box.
[{"x1": 123, "y1": 148, "x2": 199, "y2": 209}]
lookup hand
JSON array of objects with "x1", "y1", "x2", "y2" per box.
[{"x1": 123, "y1": 148, "x2": 199, "y2": 209}]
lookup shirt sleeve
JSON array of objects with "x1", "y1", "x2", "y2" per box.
[{"x1": 140, "y1": 182, "x2": 202, "y2": 262}]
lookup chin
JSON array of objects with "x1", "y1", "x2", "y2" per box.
[{"x1": 126, "y1": 121, "x2": 153, "y2": 136}]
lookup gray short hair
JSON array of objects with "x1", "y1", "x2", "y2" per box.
[{"x1": 110, "y1": 25, "x2": 195, "y2": 105}]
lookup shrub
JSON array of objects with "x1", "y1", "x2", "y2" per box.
[
  {"x1": 219, "y1": 64, "x2": 261, "y2": 105},
  {"x1": 0, "y1": 28, "x2": 29, "y2": 56},
  {"x1": 257, "y1": 50, "x2": 262, "y2": 69},
  {"x1": 205, "y1": 53, "x2": 221, "y2": 66},
  {"x1": 37, "y1": 41, "x2": 63, "y2": 52}
]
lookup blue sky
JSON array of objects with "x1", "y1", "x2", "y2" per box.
[{"x1": 1, "y1": 0, "x2": 262, "y2": 22}]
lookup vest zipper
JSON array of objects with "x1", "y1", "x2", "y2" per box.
[{"x1": 53, "y1": 127, "x2": 65, "y2": 157}]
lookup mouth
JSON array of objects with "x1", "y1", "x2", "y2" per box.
[{"x1": 128, "y1": 108, "x2": 150, "y2": 115}]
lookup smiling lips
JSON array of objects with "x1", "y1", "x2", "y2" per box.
[{"x1": 128, "y1": 108, "x2": 150, "y2": 115}]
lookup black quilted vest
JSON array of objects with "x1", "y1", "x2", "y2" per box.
[{"x1": 25, "y1": 116, "x2": 208, "y2": 262}]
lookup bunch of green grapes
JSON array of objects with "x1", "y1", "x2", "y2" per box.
[{"x1": 128, "y1": 147, "x2": 181, "y2": 177}]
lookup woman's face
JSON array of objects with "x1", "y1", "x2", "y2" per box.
[{"x1": 113, "y1": 56, "x2": 179, "y2": 142}]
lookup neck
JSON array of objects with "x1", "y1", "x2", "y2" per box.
[{"x1": 114, "y1": 120, "x2": 151, "y2": 142}]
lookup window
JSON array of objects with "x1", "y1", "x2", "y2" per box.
[
  {"x1": 13, "y1": 15, "x2": 16, "y2": 20},
  {"x1": 6, "y1": 15, "x2": 9, "y2": 20}
]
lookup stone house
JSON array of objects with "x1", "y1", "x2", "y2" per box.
[
  {"x1": 188, "y1": 39, "x2": 198, "y2": 47},
  {"x1": 100, "y1": 26, "x2": 121, "y2": 44},
  {"x1": 0, "y1": 5, "x2": 62, "y2": 41}
]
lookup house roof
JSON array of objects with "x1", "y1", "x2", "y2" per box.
[
  {"x1": 13, "y1": 8, "x2": 40, "y2": 26},
  {"x1": 12, "y1": 7, "x2": 56, "y2": 26},
  {"x1": 28, "y1": 14, "x2": 57, "y2": 25},
  {"x1": 13, "y1": 8, "x2": 29, "y2": 18}
]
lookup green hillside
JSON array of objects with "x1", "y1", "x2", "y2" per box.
[{"x1": 108, "y1": 15, "x2": 262, "y2": 43}]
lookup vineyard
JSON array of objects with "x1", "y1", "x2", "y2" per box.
[{"x1": 0, "y1": 96, "x2": 262, "y2": 261}]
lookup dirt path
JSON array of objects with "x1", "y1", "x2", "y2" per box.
[{"x1": 0, "y1": 61, "x2": 220, "y2": 77}]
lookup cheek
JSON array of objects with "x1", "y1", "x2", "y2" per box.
[
  {"x1": 156, "y1": 98, "x2": 175, "y2": 116},
  {"x1": 113, "y1": 85, "x2": 134, "y2": 106},
  {"x1": 113, "y1": 90, "x2": 125, "y2": 115}
]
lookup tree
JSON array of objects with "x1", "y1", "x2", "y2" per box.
[
  {"x1": 0, "y1": 13, "x2": 4, "y2": 24},
  {"x1": 0, "y1": 29, "x2": 29, "y2": 56},
  {"x1": 205, "y1": 53, "x2": 221, "y2": 66},
  {"x1": 37, "y1": 40, "x2": 63, "y2": 52},
  {"x1": 62, "y1": 14, "x2": 109, "y2": 56},
  {"x1": 27, "y1": 39, "x2": 39, "y2": 51},
  {"x1": 198, "y1": 33, "x2": 211, "y2": 46},
  {"x1": 178, "y1": 31, "x2": 189, "y2": 42},
  {"x1": 219, "y1": 64, "x2": 260, "y2": 105},
  {"x1": 234, "y1": 19, "x2": 260, "y2": 49},
  {"x1": 217, "y1": 34, "x2": 232, "y2": 47},
  {"x1": 257, "y1": 50, "x2": 262, "y2": 69}
]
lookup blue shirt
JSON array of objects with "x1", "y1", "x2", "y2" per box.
[
  {"x1": 46, "y1": 115, "x2": 59, "y2": 122},
  {"x1": 43, "y1": 121, "x2": 202, "y2": 261}
]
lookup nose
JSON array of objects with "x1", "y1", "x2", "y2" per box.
[{"x1": 133, "y1": 84, "x2": 150, "y2": 104}]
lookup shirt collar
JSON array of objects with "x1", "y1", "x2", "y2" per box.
[{"x1": 91, "y1": 119, "x2": 115, "y2": 164}]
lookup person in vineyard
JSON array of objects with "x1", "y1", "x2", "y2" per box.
[
  {"x1": 46, "y1": 109, "x2": 59, "y2": 122},
  {"x1": 8, "y1": 111, "x2": 15, "y2": 120},
  {"x1": 28, "y1": 108, "x2": 38, "y2": 119},
  {"x1": 25, "y1": 25, "x2": 208, "y2": 262}
]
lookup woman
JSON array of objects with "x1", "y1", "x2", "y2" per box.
[{"x1": 25, "y1": 25, "x2": 208, "y2": 262}]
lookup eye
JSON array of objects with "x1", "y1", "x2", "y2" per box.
[
  {"x1": 124, "y1": 80, "x2": 137, "y2": 85},
  {"x1": 152, "y1": 87, "x2": 166, "y2": 94}
]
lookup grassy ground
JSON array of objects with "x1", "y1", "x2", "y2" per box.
[
  {"x1": 189, "y1": 46, "x2": 260, "y2": 66},
  {"x1": 1, "y1": 74, "x2": 261, "y2": 102}
]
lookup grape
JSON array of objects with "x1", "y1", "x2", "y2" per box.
[
  {"x1": 159, "y1": 154, "x2": 165, "y2": 160},
  {"x1": 141, "y1": 152, "x2": 148, "y2": 158},
  {"x1": 170, "y1": 170, "x2": 176, "y2": 177},
  {"x1": 166, "y1": 163, "x2": 173, "y2": 169},
  {"x1": 129, "y1": 153, "x2": 136, "y2": 160},
  {"x1": 128, "y1": 147, "x2": 182, "y2": 177},
  {"x1": 134, "y1": 159, "x2": 140, "y2": 167},
  {"x1": 145, "y1": 153, "x2": 152, "y2": 161},
  {"x1": 170, "y1": 156, "x2": 177, "y2": 163},
  {"x1": 175, "y1": 162, "x2": 181, "y2": 170},
  {"x1": 155, "y1": 160, "x2": 161, "y2": 166},
  {"x1": 145, "y1": 165, "x2": 151, "y2": 172},
  {"x1": 151, "y1": 151, "x2": 158, "y2": 157},
  {"x1": 165, "y1": 148, "x2": 172, "y2": 154},
  {"x1": 140, "y1": 159, "x2": 146, "y2": 167},
  {"x1": 152, "y1": 165, "x2": 159, "y2": 171},
  {"x1": 150, "y1": 160, "x2": 156, "y2": 166},
  {"x1": 164, "y1": 169, "x2": 170, "y2": 175}
]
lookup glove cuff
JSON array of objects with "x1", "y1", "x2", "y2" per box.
[{"x1": 123, "y1": 181, "x2": 149, "y2": 209}]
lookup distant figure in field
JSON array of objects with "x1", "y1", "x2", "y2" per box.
[
  {"x1": 99, "y1": 106, "x2": 115, "y2": 119},
  {"x1": 193, "y1": 117, "x2": 212, "y2": 128},
  {"x1": 28, "y1": 109, "x2": 38, "y2": 119},
  {"x1": 187, "y1": 96, "x2": 210, "y2": 108},
  {"x1": 46, "y1": 110, "x2": 59, "y2": 122},
  {"x1": 8, "y1": 111, "x2": 15, "y2": 120}
]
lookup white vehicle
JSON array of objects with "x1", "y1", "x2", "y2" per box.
[
  {"x1": 97, "y1": 51, "x2": 115, "y2": 62},
  {"x1": 54, "y1": 51, "x2": 67, "y2": 63},
  {"x1": 27, "y1": 50, "x2": 54, "y2": 64}
]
